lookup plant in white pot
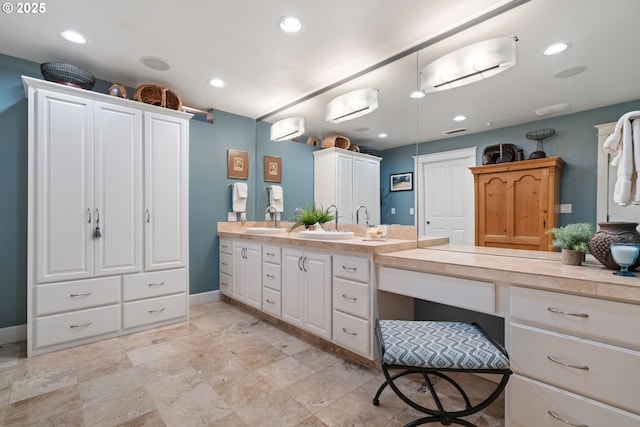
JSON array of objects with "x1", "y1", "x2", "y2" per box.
[{"x1": 546, "y1": 222, "x2": 594, "y2": 265}]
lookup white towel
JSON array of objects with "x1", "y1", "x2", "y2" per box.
[
  {"x1": 270, "y1": 185, "x2": 284, "y2": 212},
  {"x1": 232, "y1": 182, "x2": 248, "y2": 213},
  {"x1": 603, "y1": 111, "x2": 640, "y2": 205}
]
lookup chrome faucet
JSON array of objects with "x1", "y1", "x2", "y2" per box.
[
  {"x1": 356, "y1": 205, "x2": 370, "y2": 226},
  {"x1": 325, "y1": 204, "x2": 338, "y2": 231},
  {"x1": 265, "y1": 205, "x2": 279, "y2": 228}
]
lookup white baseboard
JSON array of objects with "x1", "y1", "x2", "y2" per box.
[
  {"x1": 0, "y1": 324, "x2": 26, "y2": 346},
  {"x1": 0, "y1": 292, "x2": 221, "y2": 346}
]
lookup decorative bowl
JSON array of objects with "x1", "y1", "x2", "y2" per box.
[{"x1": 40, "y1": 62, "x2": 95, "y2": 90}]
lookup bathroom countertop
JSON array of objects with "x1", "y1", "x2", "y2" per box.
[{"x1": 375, "y1": 244, "x2": 640, "y2": 305}]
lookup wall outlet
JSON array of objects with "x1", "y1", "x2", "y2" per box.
[
  {"x1": 560, "y1": 204, "x2": 572, "y2": 214},
  {"x1": 227, "y1": 212, "x2": 237, "y2": 221},
  {"x1": 409, "y1": 207, "x2": 414, "y2": 215},
  {"x1": 391, "y1": 207, "x2": 396, "y2": 214}
]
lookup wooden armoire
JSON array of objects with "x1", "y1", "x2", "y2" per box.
[{"x1": 470, "y1": 157, "x2": 565, "y2": 251}]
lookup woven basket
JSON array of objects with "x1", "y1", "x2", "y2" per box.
[
  {"x1": 322, "y1": 135, "x2": 350, "y2": 150},
  {"x1": 134, "y1": 84, "x2": 182, "y2": 110},
  {"x1": 40, "y1": 62, "x2": 95, "y2": 90},
  {"x1": 307, "y1": 136, "x2": 320, "y2": 147}
]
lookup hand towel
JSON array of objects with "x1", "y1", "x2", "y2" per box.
[
  {"x1": 604, "y1": 111, "x2": 640, "y2": 206},
  {"x1": 270, "y1": 185, "x2": 284, "y2": 212},
  {"x1": 232, "y1": 182, "x2": 248, "y2": 213}
]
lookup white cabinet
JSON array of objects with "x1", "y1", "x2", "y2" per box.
[
  {"x1": 313, "y1": 148, "x2": 381, "y2": 226},
  {"x1": 25, "y1": 76, "x2": 190, "y2": 356},
  {"x1": 232, "y1": 241, "x2": 262, "y2": 309},
  {"x1": 262, "y1": 245, "x2": 282, "y2": 317},
  {"x1": 282, "y1": 247, "x2": 332, "y2": 339},
  {"x1": 219, "y1": 238, "x2": 233, "y2": 296}
]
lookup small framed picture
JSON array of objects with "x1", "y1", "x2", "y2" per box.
[
  {"x1": 228, "y1": 149, "x2": 249, "y2": 179},
  {"x1": 390, "y1": 172, "x2": 413, "y2": 192},
  {"x1": 264, "y1": 155, "x2": 282, "y2": 183}
]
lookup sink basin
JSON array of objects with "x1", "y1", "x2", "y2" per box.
[
  {"x1": 245, "y1": 227, "x2": 287, "y2": 235},
  {"x1": 298, "y1": 230, "x2": 355, "y2": 240}
]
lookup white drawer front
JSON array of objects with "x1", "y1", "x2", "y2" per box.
[
  {"x1": 510, "y1": 286, "x2": 640, "y2": 349},
  {"x1": 36, "y1": 276, "x2": 120, "y2": 316},
  {"x1": 220, "y1": 272, "x2": 232, "y2": 296},
  {"x1": 262, "y1": 262, "x2": 281, "y2": 291},
  {"x1": 509, "y1": 375, "x2": 640, "y2": 426},
  {"x1": 35, "y1": 305, "x2": 120, "y2": 349},
  {"x1": 122, "y1": 269, "x2": 186, "y2": 302},
  {"x1": 219, "y1": 238, "x2": 232, "y2": 254},
  {"x1": 333, "y1": 255, "x2": 370, "y2": 283},
  {"x1": 219, "y1": 253, "x2": 232, "y2": 275},
  {"x1": 262, "y1": 287, "x2": 281, "y2": 318},
  {"x1": 333, "y1": 310, "x2": 370, "y2": 356},
  {"x1": 122, "y1": 293, "x2": 187, "y2": 329},
  {"x1": 333, "y1": 278, "x2": 369, "y2": 319},
  {"x1": 510, "y1": 322, "x2": 640, "y2": 414},
  {"x1": 262, "y1": 245, "x2": 282, "y2": 264}
]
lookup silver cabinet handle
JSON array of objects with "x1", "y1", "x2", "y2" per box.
[
  {"x1": 302, "y1": 256, "x2": 308, "y2": 272},
  {"x1": 148, "y1": 281, "x2": 165, "y2": 288},
  {"x1": 146, "y1": 209, "x2": 150, "y2": 223},
  {"x1": 342, "y1": 294, "x2": 357, "y2": 301},
  {"x1": 87, "y1": 208, "x2": 92, "y2": 223},
  {"x1": 548, "y1": 411, "x2": 588, "y2": 427},
  {"x1": 266, "y1": 252, "x2": 276, "y2": 257},
  {"x1": 221, "y1": 262, "x2": 228, "y2": 266},
  {"x1": 149, "y1": 308, "x2": 166, "y2": 314},
  {"x1": 298, "y1": 256, "x2": 303, "y2": 271},
  {"x1": 69, "y1": 292, "x2": 92, "y2": 298},
  {"x1": 70, "y1": 322, "x2": 92, "y2": 329},
  {"x1": 266, "y1": 298, "x2": 275, "y2": 305},
  {"x1": 342, "y1": 265, "x2": 357, "y2": 272},
  {"x1": 547, "y1": 355, "x2": 589, "y2": 370},
  {"x1": 342, "y1": 328, "x2": 357, "y2": 336},
  {"x1": 266, "y1": 274, "x2": 275, "y2": 279},
  {"x1": 221, "y1": 281, "x2": 228, "y2": 287},
  {"x1": 547, "y1": 307, "x2": 589, "y2": 318}
]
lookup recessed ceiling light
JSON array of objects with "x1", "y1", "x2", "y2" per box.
[
  {"x1": 208, "y1": 78, "x2": 225, "y2": 88},
  {"x1": 453, "y1": 115, "x2": 466, "y2": 122},
  {"x1": 278, "y1": 16, "x2": 302, "y2": 33},
  {"x1": 409, "y1": 90, "x2": 425, "y2": 99},
  {"x1": 378, "y1": 133, "x2": 388, "y2": 138},
  {"x1": 140, "y1": 56, "x2": 171, "y2": 71},
  {"x1": 544, "y1": 42, "x2": 568, "y2": 56},
  {"x1": 60, "y1": 30, "x2": 86, "y2": 44}
]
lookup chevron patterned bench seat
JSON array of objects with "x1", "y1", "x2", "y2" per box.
[{"x1": 373, "y1": 319, "x2": 511, "y2": 427}]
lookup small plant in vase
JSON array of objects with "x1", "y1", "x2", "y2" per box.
[
  {"x1": 289, "y1": 204, "x2": 334, "y2": 232},
  {"x1": 546, "y1": 222, "x2": 594, "y2": 265}
]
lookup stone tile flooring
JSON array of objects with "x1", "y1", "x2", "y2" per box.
[{"x1": 0, "y1": 301, "x2": 505, "y2": 426}]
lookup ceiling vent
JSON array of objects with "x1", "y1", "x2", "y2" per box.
[{"x1": 443, "y1": 128, "x2": 467, "y2": 135}]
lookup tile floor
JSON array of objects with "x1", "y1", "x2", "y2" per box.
[{"x1": 0, "y1": 301, "x2": 505, "y2": 426}]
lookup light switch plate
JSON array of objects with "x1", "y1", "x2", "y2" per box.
[
  {"x1": 228, "y1": 212, "x2": 237, "y2": 221},
  {"x1": 391, "y1": 207, "x2": 396, "y2": 214},
  {"x1": 560, "y1": 204, "x2": 572, "y2": 214},
  {"x1": 409, "y1": 208, "x2": 414, "y2": 215}
]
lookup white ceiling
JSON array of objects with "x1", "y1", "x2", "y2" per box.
[{"x1": 1, "y1": 0, "x2": 639, "y2": 150}]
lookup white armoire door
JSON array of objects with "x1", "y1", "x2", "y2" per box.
[
  {"x1": 93, "y1": 102, "x2": 142, "y2": 276},
  {"x1": 353, "y1": 157, "x2": 380, "y2": 225},
  {"x1": 144, "y1": 112, "x2": 188, "y2": 271},
  {"x1": 35, "y1": 89, "x2": 94, "y2": 283},
  {"x1": 336, "y1": 154, "x2": 354, "y2": 225}
]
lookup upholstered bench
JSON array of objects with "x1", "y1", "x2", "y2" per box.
[{"x1": 373, "y1": 319, "x2": 511, "y2": 427}]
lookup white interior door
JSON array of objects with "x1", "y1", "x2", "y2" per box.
[{"x1": 417, "y1": 147, "x2": 476, "y2": 244}]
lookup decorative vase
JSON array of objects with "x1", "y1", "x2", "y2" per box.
[
  {"x1": 562, "y1": 249, "x2": 584, "y2": 266},
  {"x1": 588, "y1": 222, "x2": 640, "y2": 270}
]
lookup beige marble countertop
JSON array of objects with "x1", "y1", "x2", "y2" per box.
[{"x1": 375, "y1": 244, "x2": 640, "y2": 305}]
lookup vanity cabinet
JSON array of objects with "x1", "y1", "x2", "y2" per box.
[
  {"x1": 313, "y1": 148, "x2": 381, "y2": 226},
  {"x1": 219, "y1": 238, "x2": 233, "y2": 296},
  {"x1": 507, "y1": 286, "x2": 640, "y2": 425},
  {"x1": 232, "y1": 240, "x2": 262, "y2": 309},
  {"x1": 470, "y1": 157, "x2": 564, "y2": 251},
  {"x1": 25, "y1": 76, "x2": 190, "y2": 356},
  {"x1": 262, "y1": 245, "x2": 282, "y2": 317},
  {"x1": 282, "y1": 247, "x2": 332, "y2": 339}
]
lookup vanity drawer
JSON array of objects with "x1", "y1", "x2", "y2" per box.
[
  {"x1": 220, "y1": 272, "x2": 232, "y2": 296},
  {"x1": 36, "y1": 276, "x2": 120, "y2": 316},
  {"x1": 333, "y1": 277, "x2": 369, "y2": 319},
  {"x1": 333, "y1": 310, "x2": 370, "y2": 356},
  {"x1": 262, "y1": 287, "x2": 281, "y2": 318},
  {"x1": 262, "y1": 262, "x2": 281, "y2": 291},
  {"x1": 262, "y1": 245, "x2": 282, "y2": 264},
  {"x1": 219, "y1": 238, "x2": 232, "y2": 254},
  {"x1": 122, "y1": 293, "x2": 187, "y2": 329},
  {"x1": 510, "y1": 322, "x2": 640, "y2": 414},
  {"x1": 35, "y1": 304, "x2": 120, "y2": 348},
  {"x1": 219, "y1": 253, "x2": 232, "y2": 275},
  {"x1": 510, "y1": 286, "x2": 640, "y2": 349},
  {"x1": 333, "y1": 255, "x2": 370, "y2": 283},
  {"x1": 122, "y1": 269, "x2": 186, "y2": 302},
  {"x1": 509, "y1": 375, "x2": 640, "y2": 426}
]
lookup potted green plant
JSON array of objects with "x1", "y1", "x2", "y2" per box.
[
  {"x1": 289, "y1": 204, "x2": 334, "y2": 232},
  {"x1": 546, "y1": 222, "x2": 594, "y2": 265}
]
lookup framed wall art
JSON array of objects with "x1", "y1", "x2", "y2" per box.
[
  {"x1": 390, "y1": 172, "x2": 413, "y2": 192},
  {"x1": 264, "y1": 155, "x2": 282, "y2": 183},
  {"x1": 227, "y1": 149, "x2": 249, "y2": 179}
]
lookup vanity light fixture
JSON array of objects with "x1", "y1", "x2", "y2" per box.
[
  {"x1": 325, "y1": 88, "x2": 379, "y2": 124},
  {"x1": 278, "y1": 16, "x2": 302, "y2": 33},
  {"x1": 270, "y1": 117, "x2": 305, "y2": 141},
  {"x1": 544, "y1": 42, "x2": 568, "y2": 56},
  {"x1": 421, "y1": 36, "x2": 517, "y2": 93},
  {"x1": 61, "y1": 30, "x2": 87, "y2": 44}
]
